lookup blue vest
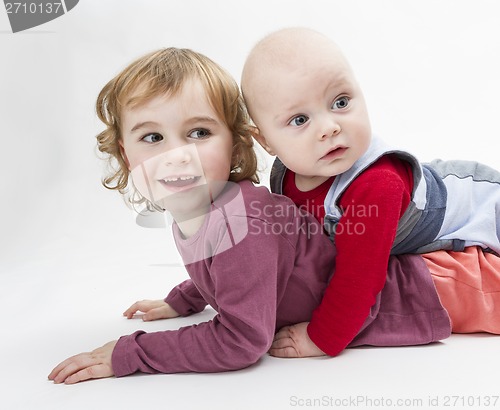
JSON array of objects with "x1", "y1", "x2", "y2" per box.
[{"x1": 270, "y1": 136, "x2": 500, "y2": 255}]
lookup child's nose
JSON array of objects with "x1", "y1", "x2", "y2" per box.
[
  {"x1": 163, "y1": 144, "x2": 193, "y2": 166},
  {"x1": 319, "y1": 116, "x2": 341, "y2": 140}
]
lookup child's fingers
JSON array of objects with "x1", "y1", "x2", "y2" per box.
[
  {"x1": 122, "y1": 300, "x2": 153, "y2": 318},
  {"x1": 269, "y1": 330, "x2": 298, "y2": 358},
  {"x1": 268, "y1": 342, "x2": 299, "y2": 358},
  {"x1": 48, "y1": 357, "x2": 73, "y2": 381},
  {"x1": 63, "y1": 363, "x2": 112, "y2": 385},
  {"x1": 272, "y1": 326, "x2": 292, "y2": 342},
  {"x1": 272, "y1": 323, "x2": 326, "y2": 358},
  {"x1": 48, "y1": 354, "x2": 94, "y2": 384},
  {"x1": 49, "y1": 357, "x2": 112, "y2": 384},
  {"x1": 122, "y1": 303, "x2": 139, "y2": 318},
  {"x1": 123, "y1": 300, "x2": 166, "y2": 319},
  {"x1": 271, "y1": 333, "x2": 294, "y2": 349},
  {"x1": 143, "y1": 306, "x2": 169, "y2": 321},
  {"x1": 49, "y1": 341, "x2": 116, "y2": 384}
]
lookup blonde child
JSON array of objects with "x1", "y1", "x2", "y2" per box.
[
  {"x1": 241, "y1": 27, "x2": 500, "y2": 358},
  {"x1": 47, "y1": 47, "x2": 339, "y2": 383}
]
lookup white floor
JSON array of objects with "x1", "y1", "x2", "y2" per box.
[{"x1": 2, "y1": 213, "x2": 499, "y2": 410}]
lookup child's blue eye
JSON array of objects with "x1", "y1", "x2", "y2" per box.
[
  {"x1": 142, "y1": 133, "x2": 163, "y2": 143},
  {"x1": 332, "y1": 96, "x2": 350, "y2": 110},
  {"x1": 188, "y1": 129, "x2": 211, "y2": 139},
  {"x1": 289, "y1": 115, "x2": 309, "y2": 127}
]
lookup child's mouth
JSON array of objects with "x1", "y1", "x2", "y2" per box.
[
  {"x1": 159, "y1": 175, "x2": 202, "y2": 190},
  {"x1": 320, "y1": 146, "x2": 347, "y2": 161}
]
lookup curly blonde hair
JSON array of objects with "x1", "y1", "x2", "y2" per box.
[{"x1": 96, "y1": 48, "x2": 259, "y2": 208}]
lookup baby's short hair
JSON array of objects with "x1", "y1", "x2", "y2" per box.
[{"x1": 96, "y1": 48, "x2": 258, "y2": 208}]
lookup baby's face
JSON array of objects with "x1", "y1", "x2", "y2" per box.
[{"x1": 248, "y1": 47, "x2": 372, "y2": 191}]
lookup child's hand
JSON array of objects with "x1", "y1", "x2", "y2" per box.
[
  {"x1": 123, "y1": 299, "x2": 180, "y2": 321},
  {"x1": 269, "y1": 322, "x2": 326, "y2": 358},
  {"x1": 48, "y1": 340, "x2": 117, "y2": 384}
]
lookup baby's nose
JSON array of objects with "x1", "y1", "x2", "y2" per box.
[{"x1": 320, "y1": 116, "x2": 341, "y2": 139}]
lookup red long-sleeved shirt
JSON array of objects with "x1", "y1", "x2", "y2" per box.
[{"x1": 283, "y1": 155, "x2": 413, "y2": 356}]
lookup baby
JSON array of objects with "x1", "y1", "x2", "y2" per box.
[{"x1": 241, "y1": 27, "x2": 500, "y2": 357}]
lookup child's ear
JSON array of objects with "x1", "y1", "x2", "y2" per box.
[
  {"x1": 250, "y1": 126, "x2": 276, "y2": 156},
  {"x1": 119, "y1": 140, "x2": 131, "y2": 170}
]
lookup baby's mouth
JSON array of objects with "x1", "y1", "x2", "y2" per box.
[{"x1": 320, "y1": 146, "x2": 347, "y2": 161}]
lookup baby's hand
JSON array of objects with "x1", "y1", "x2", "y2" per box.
[
  {"x1": 48, "y1": 340, "x2": 117, "y2": 384},
  {"x1": 269, "y1": 322, "x2": 326, "y2": 358},
  {"x1": 123, "y1": 299, "x2": 180, "y2": 321}
]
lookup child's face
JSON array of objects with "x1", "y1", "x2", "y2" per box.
[
  {"x1": 119, "y1": 79, "x2": 234, "y2": 218},
  {"x1": 248, "y1": 48, "x2": 372, "y2": 191}
]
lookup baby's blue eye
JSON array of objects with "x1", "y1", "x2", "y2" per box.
[
  {"x1": 142, "y1": 133, "x2": 163, "y2": 143},
  {"x1": 289, "y1": 115, "x2": 309, "y2": 127},
  {"x1": 332, "y1": 96, "x2": 350, "y2": 110},
  {"x1": 188, "y1": 129, "x2": 211, "y2": 139}
]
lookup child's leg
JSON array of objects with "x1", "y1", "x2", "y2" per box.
[{"x1": 422, "y1": 246, "x2": 500, "y2": 334}]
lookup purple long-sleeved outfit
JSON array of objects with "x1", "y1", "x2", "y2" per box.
[{"x1": 112, "y1": 180, "x2": 450, "y2": 376}]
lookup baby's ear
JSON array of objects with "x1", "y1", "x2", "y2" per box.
[{"x1": 250, "y1": 127, "x2": 276, "y2": 156}]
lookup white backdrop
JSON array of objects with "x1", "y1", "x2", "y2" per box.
[
  {"x1": 1, "y1": 1, "x2": 499, "y2": 409},
  {"x1": 1, "y1": 0, "x2": 499, "y2": 269}
]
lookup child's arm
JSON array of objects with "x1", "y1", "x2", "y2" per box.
[
  {"x1": 163, "y1": 278, "x2": 209, "y2": 316},
  {"x1": 49, "y1": 218, "x2": 285, "y2": 381},
  {"x1": 271, "y1": 157, "x2": 413, "y2": 357},
  {"x1": 49, "y1": 300, "x2": 180, "y2": 383},
  {"x1": 110, "y1": 213, "x2": 305, "y2": 376},
  {"x1": 49, "y1": 280, "x2": 205, "y2": 383}
]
